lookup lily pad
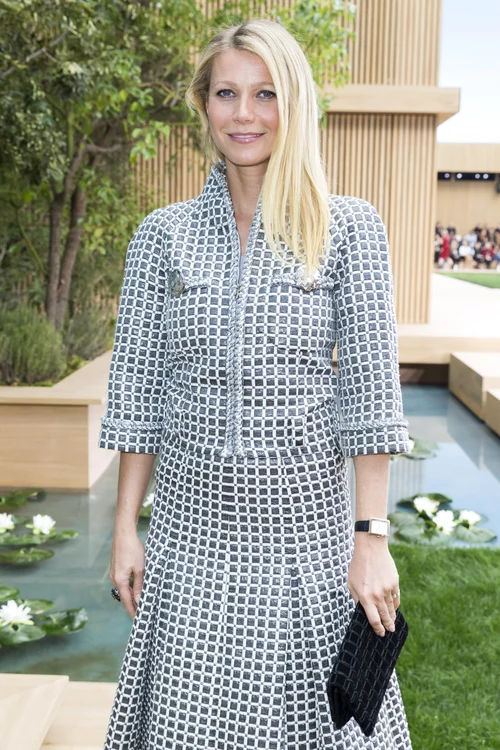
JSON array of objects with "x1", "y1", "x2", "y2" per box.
[
  {"x1": 0, "y1": 529, "x2": 79, "y2": 546},
  {"x1": 405, "y1": 438, "x2": 439, "y2": 460},
  {"x1": 396, "y1": 492, "x2": 453, "y2": 510},
  {"x1": 0, "y1": 489, "x2": 45, "y2": 510},
  {"x1": 0, "y1": 547, "x2": 55, "y2": 565},
  {"x1": 0, "y1": 585, "x2": 20, "y2": 600},
  {"x1": 388, "y1": 511, "x2": 423, "y2": 527},
  {"x1": 35, "y1": 607, "x2": 88, "y2": 636},
  {"x1": 15, "y1": 598, "x2": 54, "y2": 613},
  {"x1": 0, "y1": 622, "x2": 46, "y2": 646},
  {"x1": 452, "y1": 525, "x2": 497, "y2": 544},
  {"x1": 395, "y1": 526, "x2": 451, "y2": 546},
  {"x1": 42, "y1": 530, "x2": 79, "y2": 543}
]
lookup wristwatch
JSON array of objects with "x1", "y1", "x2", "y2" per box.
[{"x1": 354, "y1": 518, "x2": 391, "y2": 537}]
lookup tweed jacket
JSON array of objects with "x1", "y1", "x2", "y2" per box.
[{"x1": 98, "y1": 160, "x2": 410, "y2": 459}]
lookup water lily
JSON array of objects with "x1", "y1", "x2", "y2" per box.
[
  {"x1": 26, "y1": 514, "x2": 56, "y2": 535},
  {"x1": 0, "y1": 513, "x2": 15, "y2": 533},
  {"x1": 143, "y1": 493, "x2": 154, "y2": 508},
  {"x1": 413, "y1": 496, "x2": 440, "y2": 516},
  {"x1": 458, "y1": 510, "x2": 482, "y2": 526},
  {"x1": 434, "y1": 509, "x2": 457, "y2": 534},
  {"x1": 0, "y1": 599, "x2": 34, "y2": 627}
]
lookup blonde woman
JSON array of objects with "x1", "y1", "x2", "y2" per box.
[{"x1": 99, "y1": 18, "x2": 413, "y2": 750}]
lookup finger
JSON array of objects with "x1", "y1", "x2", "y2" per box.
[
  {"x1": 115, "y1": 580, "x2": 136, "y2": 619},
  {"x1": 385, "y1": 592, "x2": 397, "y2": 623},
  {"x1": 132, "y1": 569, "x2": 144, "y2": 607},
  {"x1": 377, "y1": 599, "x2": 395, "y2": 633},
  {"x1": 362, "y1": 601, "x2": 385, "y2": 637}
]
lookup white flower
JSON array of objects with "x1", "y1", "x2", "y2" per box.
[
  {"x1": 458, "y1": 510, "x2": 482, "y2": 526},
  {"x1": 30, "y1": 514, "x2": 56, "y2": 535},
  {"x1": 434, "y1": 509, "x2": 457, "y2": 534},
  {"x1": 143, "y1": 492, "x2": 154, "y2": 508},
  {"x1": 0, "y1": 513, "x2": 15, "y2": 533},
  {"x1": 0, "y1": 599, "x2": 34, "y2": 627},
  {"x1": 413, "y1": 496, "x2": 440, "y2": 516},
  {"x1": 407, "y1": 439, "x2": 415, "y2": 453}
]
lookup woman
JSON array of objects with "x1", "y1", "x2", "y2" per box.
[{"x1": 99, "y1": 18, "x2": 413, "y2": 750}]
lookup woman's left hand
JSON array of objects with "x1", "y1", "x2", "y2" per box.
[{"x1": 347, "y1": 536, "x2": 400, "y2": 636}]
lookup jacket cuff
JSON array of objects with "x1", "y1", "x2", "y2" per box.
[
  {"x1": 98, "y1": 417, "x2": 163, "y2": 454},
  {"x1": 337, "y1": 418, "x2": 411, "y2": 458}
]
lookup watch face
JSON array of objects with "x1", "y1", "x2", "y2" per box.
[{"x1": 370, "y1": 519, "x2": 389, "y2": 536}]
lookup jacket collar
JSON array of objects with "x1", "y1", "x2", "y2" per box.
[{"x1": 198, "y1": 159, "x2": 263, "y2": 230}]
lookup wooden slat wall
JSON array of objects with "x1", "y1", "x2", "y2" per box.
[
  {"x1": 134, "y1": 0, "x2": 444, "y2": 323},
  {"x1": 321, "y1": 112, "x2": 436, "y2": 324},
  {"x1": 437, "y1": 182, "x2": 500, "y2": 235}
]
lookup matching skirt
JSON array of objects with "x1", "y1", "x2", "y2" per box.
[{"x1": 103, "y1": 439, "x2": 412, "y2": 749}]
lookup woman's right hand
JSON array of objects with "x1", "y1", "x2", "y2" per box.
[{"x1": 110, "y1": 531, "x2": 145, "y2": 618}]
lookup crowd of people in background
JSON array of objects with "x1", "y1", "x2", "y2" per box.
[{"x1": 435, "y1": 222, "x2": 500, "y2": 270}]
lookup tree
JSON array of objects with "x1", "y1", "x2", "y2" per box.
[{"x1": 0, "y1": 0, "x2": 355, "y2": 331}]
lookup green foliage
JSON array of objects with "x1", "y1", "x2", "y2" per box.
[
  {"x1": 0, "y1": 303, "x2": 67, "y2": 384},
  {"x1": 392, "y1": 545, "x2": 500, "y2": 748},
  {"x1": 0, "y1": 0, "x2": 355, "y2": 348}
]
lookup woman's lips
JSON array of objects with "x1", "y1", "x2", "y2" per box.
[{"x1": 228, "y1": 133, "x2": 264, "y2": 143}]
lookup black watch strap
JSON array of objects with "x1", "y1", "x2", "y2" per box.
[{"x1": 354, "y1": 520, "x2": 370, "y2": 532}]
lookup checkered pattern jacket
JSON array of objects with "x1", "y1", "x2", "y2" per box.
[{"x1": 98, "y1": 160, "x2": 410, "y2": 459}]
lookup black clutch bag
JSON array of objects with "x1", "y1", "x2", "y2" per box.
[{"x1": 326, "y1": 601, "x2": 409, "y2": 736}]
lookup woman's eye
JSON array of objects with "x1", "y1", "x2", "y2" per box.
[{"x1": 215, "y1": 89, "x2": 276, "y2": 99}]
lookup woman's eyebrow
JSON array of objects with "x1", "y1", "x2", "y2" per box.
[{"x1": 212, "y1": 80, "x2": 276, "y2": 88}]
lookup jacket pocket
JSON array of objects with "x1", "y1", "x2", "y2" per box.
[{"x1": 166, "y1": 272, "x2": 216, "y2": 354}]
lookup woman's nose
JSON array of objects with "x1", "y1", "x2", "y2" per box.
[{"x1": 233, "y1": 94, "x2": 255, "y2": 122}]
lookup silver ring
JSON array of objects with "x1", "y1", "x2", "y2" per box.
[
  {"x1": 392, "y1": 591, "x2": 400, "y2": 599},
  {"x1": 111, "y1": 587, "x2": 121, "y2": 602}
]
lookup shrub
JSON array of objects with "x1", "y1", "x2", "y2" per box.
[{"x1": 0, "y1": 304, "x2": 67, "y2": 385}]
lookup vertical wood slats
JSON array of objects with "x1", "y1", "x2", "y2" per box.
[
  {"x1": 343, "y1": 0, "x2": 441, "y2": 86},
  {"x1": 320, "y1": 113, "x2": 436, "y2": 324}
]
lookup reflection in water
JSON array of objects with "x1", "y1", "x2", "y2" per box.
[{"x1": 2, "y1": 386, "x2": 499, "y2": 681}]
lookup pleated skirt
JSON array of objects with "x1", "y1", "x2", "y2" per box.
[{"x1": 103, "y1": 439, "x2": 412, "y2": 749}]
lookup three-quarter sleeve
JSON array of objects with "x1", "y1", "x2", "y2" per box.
[
  {"x1": 98, "y1": 209, "x2": 170, "y2": 454},
  {"x1": 333, "y1": 197, "x2": 410, "y2": 457}
]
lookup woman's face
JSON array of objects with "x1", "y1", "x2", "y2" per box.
[{"x1": 206, "y1": 49, "x2": 279, "y2": 169}]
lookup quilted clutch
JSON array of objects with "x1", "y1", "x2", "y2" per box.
[{"x1": 326, "y1": 601, "x2": 409, "y2": 736}]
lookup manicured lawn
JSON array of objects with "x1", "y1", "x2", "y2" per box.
[
  {"x1": 391, "y1": 544, "x2": 500, "y2": 749},
  {"x1": 439, "y1": 271, "x2": 500, "y2": 288}
]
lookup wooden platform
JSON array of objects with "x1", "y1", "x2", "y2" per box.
[
  {"x1": 0, "y1": 674, "x2": 114, "y2": 749},
  {"x1": 398, "y1": 273, "x2": 500, "y2": 365},
  {"x1": 449, "y1": 352, "x2": 500, "y2": 421},
  {"x1": 485, "y1": 388, "x2": 500, "y2": 438}
]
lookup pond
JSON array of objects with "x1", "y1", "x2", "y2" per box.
[{"x1": 1, "y1": 385, "x2": 499, "y2": 681}]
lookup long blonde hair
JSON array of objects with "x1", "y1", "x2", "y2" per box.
[{"x1": 185, "y1": 18, "x2": 331, "y2": 274}]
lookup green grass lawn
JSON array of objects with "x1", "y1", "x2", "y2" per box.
[
  {"x1": 390, "y1": 544, "x2": 500, "y2": 749},
  {"x1": 439, "y1": 271, "x2": 500, "y2": 289}
]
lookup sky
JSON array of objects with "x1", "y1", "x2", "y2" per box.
[{"x1": 437, "y1": 0, "x2": 500, "y2": 143}]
